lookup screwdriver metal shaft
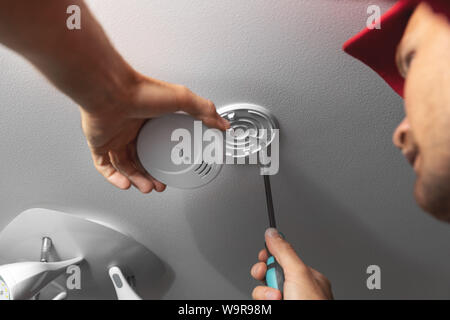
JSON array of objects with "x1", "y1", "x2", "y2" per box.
[{"x1": 263, "y1": 175, "x2": 276, "y2": 228}]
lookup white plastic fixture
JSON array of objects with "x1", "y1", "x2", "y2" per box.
[
  {"x1": 137, "y1": 104, "x2": 279, "y2": 189},
  {"x1": 137, "y1": 113, "x2": 223, "y2": 189},
  {"x1": 0, "y1": 208, "x2": 167, "y2": 299},
  {"x1": 0, "y1": 257, "x2": 83, "y2": 300}
]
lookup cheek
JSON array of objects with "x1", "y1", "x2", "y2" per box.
[
  {"x1": 403, "y1": 55, "x2": 435, "y2": 146},
  {"x1": 404, "y1": 43, "x2": 450, "y2": 195},
  {"x1": 403, "y1": 41, "x2": 450, "y2": 157}
]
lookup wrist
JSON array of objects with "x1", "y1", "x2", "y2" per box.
[{"x1": 80, "y1": 57, "x2": 141, "y2": 116}]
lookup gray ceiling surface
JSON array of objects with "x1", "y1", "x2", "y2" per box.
[{"x1": 0, "y1": 0, "x2": 448, "y2": 299}]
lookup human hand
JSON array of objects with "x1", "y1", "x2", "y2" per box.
[
  {"x1": 250, "y1": 228, "x2": 333, "y2": 300},
  {"x1": 80, "y1": 73, "x2": 230, "y2": 193},
  {"x1": 0, "y1": 0, "x2": 230, "y2": 193}
]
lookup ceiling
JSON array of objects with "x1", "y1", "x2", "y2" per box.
[{"x1": 0, "y1": 0, "x2": 448, "y2": 299}]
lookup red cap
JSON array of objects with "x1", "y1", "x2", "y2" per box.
[{"x1": 343, "y1": 0, "x2": 449, "y2": 97}]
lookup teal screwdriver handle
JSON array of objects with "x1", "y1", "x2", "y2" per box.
[
  {"x1": 265, "y1": 243, "x2": 285, "y2": 293},
  {"x1": 262, "y1": 175, "x2": 284, "y2": 294}
]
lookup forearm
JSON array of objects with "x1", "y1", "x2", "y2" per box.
[{"x1": 0, "y1": 0, "x2": 135, "y2": 112}]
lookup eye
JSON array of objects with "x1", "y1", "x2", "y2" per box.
[{"x1": 400, "y1": 50, "x2": 416, "y2": 77}]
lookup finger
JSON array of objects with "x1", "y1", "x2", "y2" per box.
[
  {"x1": 129, "y1": 142, "x2": 167, "y2": 192},
  {"x1": 258, "y1": 248, "x2": 269, "y2": 262},
  {"x1": 250, "y1": 262, "x2": 267, "y2": 281},
  {"x1": 90, "y1": 149, "x2": 131, "y2": 190},
  {"x1": 252, "y1": 286, "x2": 282, "y2": 300},
  {"x1": 132, "y1": 80, "x2": 230, "y2": 131},
  {"x1": 172, "y1": 84, "x2": 230, "y2": 130},
  {"x1": 180, "y1": 94, "x2": 230, "y2": 131},
  {"x1": 264, "y1": 228, "x2": 309, "y2": 276},
  {"x1": 109, "y1": 147, "x2": 154, "y2": 193},
  {"x1": 151, "y1": 178, "x2": 167, "y2": 192}
]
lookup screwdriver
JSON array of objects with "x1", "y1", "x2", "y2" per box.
[{"x1": 262, "y1": 175, "x2": 285, "y2": 294}]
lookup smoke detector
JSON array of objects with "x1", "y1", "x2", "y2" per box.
[
  {"x1": 137, "y1": 103, "x2": 278, "y2": 189},
  {"x1": 137, "y1": 113, "x2": 223, "y2": 189}
]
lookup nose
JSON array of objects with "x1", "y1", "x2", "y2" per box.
[{"x1": 393, "y1": 117, "x2": 410, "y2": 149}]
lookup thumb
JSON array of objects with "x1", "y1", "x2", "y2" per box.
[
  {"x1": 265, "y1": 228, "x2": 308, "y2": 275},
  {"x1": 132, "y1": 78, "x2": 230, "y2": 131}
]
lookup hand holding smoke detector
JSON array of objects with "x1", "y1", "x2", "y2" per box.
[{"x1": 137, "y1": 103, "x2": 279, "y2": 188}]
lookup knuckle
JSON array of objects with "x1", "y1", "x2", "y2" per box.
[
  {"x1": 206, "y1": 100, "x2": 216, "y2": 114},
  {"x1": 111, "y1": 153, "x2": 123, "y2": 167},
  {"x1": 92, "y1": 158, "x2": 103, "y2": 170},
  {"x1": 291, "y1": 264, "x2": 310, "y2": 277},
  {"x1": 280, "y1": 241, "x2": 297, "y2": 257},
  {"x1": 258, "y1": 249, "x2": 267, "y2": 260},
  {"x1": 282, "y1": 240, "x2": 295, "y2": 251},
  {"x1": 198, "y1": 100, "x2": 216, "y2": 120},
  {"x1": 284, "y1": 258, "x2": 308, "y2": 275},
  {"x1": 206, "y1": 100, "x2": 217, "y2": 118},
  {"x1": 94, "y1": 164, "x2": 108, "y2": 177}
]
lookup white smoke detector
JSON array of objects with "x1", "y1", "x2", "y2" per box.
[
  {"x1": 137, "y1": 113, "x2": 223, "y2": 189},
  {"x1": 137, "y1": 103, "x2": 278, "y2": 189}
]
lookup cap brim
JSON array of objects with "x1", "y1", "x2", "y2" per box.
[{"x1": 343, "y1": 0, "x2": 419, "y2": 97}]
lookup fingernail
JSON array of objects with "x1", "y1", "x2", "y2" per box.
[
  {"x1": 265, "y1": 228, "x2": 279, "y2": 238},
  {"x1": 265, "y1": 290, "x2": 279, "y2": 300}
]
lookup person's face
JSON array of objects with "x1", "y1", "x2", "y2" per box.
[{"x1": 393, "y1": 2, "x2": 450, "y2": 222}]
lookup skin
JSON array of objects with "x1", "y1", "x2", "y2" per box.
[
  {"x1": 0, "y1": 0, "x2": 229, "y2": 193},
  {"x1": 252, "y1": 2, "x2": 450, "y2": 300}
]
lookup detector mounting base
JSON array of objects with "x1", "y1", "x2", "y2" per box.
[{"x1": 218, "y1": 103, "x2": 279, "y2": 159}]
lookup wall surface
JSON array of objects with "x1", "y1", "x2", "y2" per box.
[{"x1": 0, "y1": 0, "x2": 449, "y2": 299}]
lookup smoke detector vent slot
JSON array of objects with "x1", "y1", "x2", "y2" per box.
[
  {"x1": 202, "y1": 164, "x2": 213, "y2": 178},
  {"x1": 195, "y1": 161, "x2": 212, "y2": 176}
]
